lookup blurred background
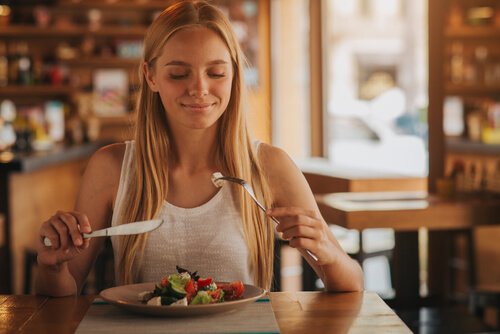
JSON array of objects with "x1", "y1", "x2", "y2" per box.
[{"x1": 0, "y1": 0, "x2": 499, "y2": 333}]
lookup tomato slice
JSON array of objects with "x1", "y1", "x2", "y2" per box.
[
  {"x1": 218, "y1": 281, "x2": 245, "y2": 300},
  {"x1": 185, "y1": 279, "x2": 197, "y2": 295},
  {"x1": 208, "y1": 288, "x2": 223, "y2": 303},
  {"x1": 160, "y1": 276, "x2": 169, "y2": 288},
  {"x1": 197, "y1": 277, "x2": 213, "y2": 288},
  {"x1": 230, "y1": 281, "x2": 244, "y2": 298}
]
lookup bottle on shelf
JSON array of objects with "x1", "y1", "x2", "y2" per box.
[
  {"x1": 7, "y1": 42, "x2": 19, "y2": 85},
  {"x1": 474, "y1": 46, "x2": 488, "y2": 85},
  {"x1": 450, "y1": 42, "x2": 464, "y2": 84},
  {"x1": 0, "y1": 41, "x2": 7, "y2": 86},
  {"x1": 17, "y1": 42, "x2": 32, "y2": 85}
]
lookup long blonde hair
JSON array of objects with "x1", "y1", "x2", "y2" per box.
[{"x1": 116, "y1": 1, "x2": 275, "y2": 290}]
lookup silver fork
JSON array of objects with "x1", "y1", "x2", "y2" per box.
[{"x1": 211, "y1": 172, "x2": 318, "y2": 262}]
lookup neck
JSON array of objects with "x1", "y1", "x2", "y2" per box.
[{"x1": 170, "y1": 126, "x2": 219, "y2": 173}]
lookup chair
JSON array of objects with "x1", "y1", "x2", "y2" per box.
[
  {"x1": 469, "y1": 285, "x2": 500, "y2": 329},
  {"x1": 24, "y1": 249, "x2": 38, "y2": 294},
  {"x1": 468, "y1": 227, "x2": 500, "y2": 329},
  {"x1": 301, "y1": 225, "x2": 395, "y2": 294}
]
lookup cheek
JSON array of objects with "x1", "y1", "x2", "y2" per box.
[
  {"x1": 159, "y1": 82, "x2": 185, "y2": 101},
  {"x1": 217, "y1": 79, "x2": 233, "y2": 100}
]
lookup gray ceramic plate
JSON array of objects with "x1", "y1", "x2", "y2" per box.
[{"x1": 100, "y1": 282, "x2": 266, "y2": 317}]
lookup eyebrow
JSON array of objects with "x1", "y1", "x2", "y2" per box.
[{"x1": 164, "y1": 60, "x2": 229, "y2": 67}]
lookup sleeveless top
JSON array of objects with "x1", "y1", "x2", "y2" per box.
[{"x1": 110, "y1": 141, "x2": 254, "y2": 285}]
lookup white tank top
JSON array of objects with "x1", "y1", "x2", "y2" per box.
[{"x1": 110, "y1": 141, "x2": 253, "y2": 285}]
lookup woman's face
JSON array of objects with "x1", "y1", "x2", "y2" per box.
[{"x1": 145, "y1": 26, "x2": 234, "y2": 131}]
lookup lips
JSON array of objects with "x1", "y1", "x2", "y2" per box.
[{"x1": 181, "y1": 102, "x2": 215, "y2": 112}]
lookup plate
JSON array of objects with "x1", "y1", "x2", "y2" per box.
[{"x1": 100, "y1": 282, "x2": 267, "y2": 317}]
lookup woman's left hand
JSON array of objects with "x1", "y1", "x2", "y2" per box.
[{"x1": 267, "y1": 206, "x2": 340, "y2": 266}]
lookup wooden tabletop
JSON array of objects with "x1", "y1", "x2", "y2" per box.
[
  {"x1": 316, "y1": 191, "x2": 500, "y2": 231},
  {"x1": 0, "y1": 291, "x2": 411, "y2": 334},
  {"x1": 298, "y1": 158, "x2": 427, "y2": 193}
]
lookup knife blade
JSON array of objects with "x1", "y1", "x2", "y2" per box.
[{"x1": 43, "y1": 219, "x2": 164, "y2": 247}]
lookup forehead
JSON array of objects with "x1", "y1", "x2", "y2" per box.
[{"x1": 160, "y1": 26, "x2": 232, "y2": 64}]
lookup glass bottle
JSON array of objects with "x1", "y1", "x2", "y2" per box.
[
  {"x1": 450, "y1": 42, "x2": 464, "y2": 84},
  {"x1": 0, "y1": 41, "x2": 8, "y2": 86},
  {"x1": 17, "y1": 42, "x2": 32, "y2": 85}
]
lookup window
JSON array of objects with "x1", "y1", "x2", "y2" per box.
[{"x1": 324, "y1": 0, "x2": 428, "y2": 176}]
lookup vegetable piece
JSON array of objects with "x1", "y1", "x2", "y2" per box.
[
  {"x1": 190, "y1": 291, "x2": 212, "y2": 305},
  {"x1": 185, "y1": 279, "x2": 197, "y2": 302},
  {"x1": 197, "y1": 277, "x2": 213, "y2": 289},
  {"x1": 218, "y1": 281, "x2": 245, "y2": 301},
  {"x1": 160, "y1": 276, "x2": 169, "y2": 287},
  {"x1": 208, "y1": 288, "x2": 225, "y2": 303},
  {"x1": 176, "y1": 265, "x2": 200, "y2": 281},
  {"x1": 167, "y1": 282, "x2": 187, "y2": 299},
  {"x1": 161, "y1": 296, "x2": 179, "y2": 305}
]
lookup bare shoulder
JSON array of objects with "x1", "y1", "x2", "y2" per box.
[
  {"x1": 89, "y1": 143, "x2": 125, "y2": 167},
  {"x1": 79, "y1": 143, "x2": 126, "y2": 195},
  {"x1": 257, "y1": 143, "x2": 315, "y2": 208},
  {"x1": 257, "y1": 143, "x2": 298, "y2": 179}
]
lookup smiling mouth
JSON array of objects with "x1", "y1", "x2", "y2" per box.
[{"x1": 181, "y1": 103, "x2": 215, "y2": 111}]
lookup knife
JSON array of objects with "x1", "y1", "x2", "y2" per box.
[{"x1": 43, "y1": 219, "x2": 164, "y2": 247}]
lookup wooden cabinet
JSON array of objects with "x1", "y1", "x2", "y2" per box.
[
  {"x1": 428, "y1": 0, "x2": 500, "y2": 302},
  {"x1": 429, "y1": 0, "x2": 500, "y2": 192}
]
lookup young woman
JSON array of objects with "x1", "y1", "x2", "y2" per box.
[{"x1": 35, "y1": 1, "x2": 363, "y2": 296}]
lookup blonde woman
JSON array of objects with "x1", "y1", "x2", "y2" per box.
[{"x1": 36, "y1": 1, "x2": 363, "y2": 296}]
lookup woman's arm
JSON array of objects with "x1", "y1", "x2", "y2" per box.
[
  {"x1": 258, "y1": 143, "x2": 364, "y2": 292},
  {"x1": 35, "y1": 144, "x2": 124, "y2": 296}
]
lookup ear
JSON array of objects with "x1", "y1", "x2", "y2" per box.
[{"x1": 143, "y1": 62, "x2": 159, "y2": 92}]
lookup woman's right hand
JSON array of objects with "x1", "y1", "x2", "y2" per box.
[{"x1": 37, "y1": 210, "x2": 92, "y2": 268}]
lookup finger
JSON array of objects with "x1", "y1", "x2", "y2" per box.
[
  {"x1": 82, "y1": 238, "x2": 91, "y2": 250},
  {"x1": 289, "y1": 236, "x2": 318, "y2": 253},
  {"x1": 267, "y1": 207, "x2": 318, "y2": 219},
  {"x1": 275, "y1": 214, "x2": 318, "y2": 233},
  {"x1": 281, "y1": 224, "x2": 319, "y2": 241},
  {"x1": 72, "y1": 211, "x2": 92, "y2": 234},
  {"x1": 39, "y1": 223, "x2": 61, "y2": 249},
  {"x1": 58, "y1": 212, "x2": 83, "y2": 247},
  {"x1": 50, "y1": 217, "x2": 70, "y2": 249}
]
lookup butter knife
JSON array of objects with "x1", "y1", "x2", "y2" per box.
[{"x1": 43, "y1": 219, "x2": 164, "y2": 247}]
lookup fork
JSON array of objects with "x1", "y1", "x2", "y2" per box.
[{"x1": 211, "y1": 172, "x2": 318, "y2": 262}]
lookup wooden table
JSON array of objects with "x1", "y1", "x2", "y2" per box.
[
  {"x1": 0, "y1": 291, "x2": 411, "y2": 333},
  {"x1": 315, "y1": 191, "x2": 500, "y2": 307},
  {"x1": 298, "y1": 158, "x2": 427, "y2": 194}
]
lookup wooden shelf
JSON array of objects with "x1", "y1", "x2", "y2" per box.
[
  {"x1": 445, "y1": 25, "x2": 500, "y2": 39},
  {"x1": 60, "y1": 57, "x2": 140, "y2": 68},
  {"x1": 0, "y1": 85, "x2": 74, "y2": 96},
  {"x1": 446, "y1": 137, "x2": 500, "y2": 155},
  {"x1": 446, "y1": 83, "x2": 500, "y2": 95},
  {"x1": 57, "y1": 0, "x2": 170, "y2": 10},
  {"x1": 91, "y1": 114, "x2": 136, "y2": 125},
  {"x1": 0, "y1": 25, "x2": 147, "y2": 38}
]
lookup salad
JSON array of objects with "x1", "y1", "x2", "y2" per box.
[{"x1": 138, "y1": 266, "x2": 245, "y2": 306}]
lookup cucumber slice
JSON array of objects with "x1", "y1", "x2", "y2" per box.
[{"x1": 167, "y1": 282, "x2": 187, "y2": 299}]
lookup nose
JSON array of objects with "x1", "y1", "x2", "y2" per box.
[{"x1": 188, "y1": 74, "x2": 208, "y2": 97}]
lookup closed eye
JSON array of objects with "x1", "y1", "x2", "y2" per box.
[
  {"x1": 209, "y1": 73, "x2": 226, "y2": 78},
  {"x1": 169, "y1": 74, "x2": 188, "y2": 80}
]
